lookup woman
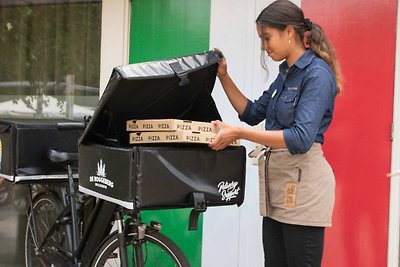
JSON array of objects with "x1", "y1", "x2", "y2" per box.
[{"x1": 209, "y1": 0, "x2": 343, "y2": 266}]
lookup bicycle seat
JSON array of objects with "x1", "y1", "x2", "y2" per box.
[{"x1": 47, "y1": 149, "x2": 78, "y2": 163}]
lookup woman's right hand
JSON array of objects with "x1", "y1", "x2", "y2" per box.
[{"x1": 209, "y1": 120, "x2": 240, "y2": 151}]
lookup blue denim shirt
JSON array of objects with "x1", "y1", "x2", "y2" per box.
[{"x1": 240, "y1": 49, "x2": 336, "y2": 154}]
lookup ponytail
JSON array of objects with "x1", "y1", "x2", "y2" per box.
[{"x1": 302, "y1": 21, "x2": 343, "y2": 94}]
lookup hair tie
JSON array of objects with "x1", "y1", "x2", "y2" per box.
[
  {"x1": 303, "y1": 18, "x2": 313, "y2": 31},
  {"x1": 303, "y1": 18, "x2": 312, "y2": 48},
  {"x1": 303, "y1": 31, "x2": 311, "y2": 48}
]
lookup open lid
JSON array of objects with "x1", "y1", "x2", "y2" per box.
[{"x1": 80, "y1": 50, "x2": 223, "y2": 146}]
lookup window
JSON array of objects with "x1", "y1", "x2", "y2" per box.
[{"x1": 0, "y1": 0, "x2": 101, "y2": 119}]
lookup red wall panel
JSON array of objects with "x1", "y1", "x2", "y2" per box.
[{"x1": 301, "y1": 0, "x2": 396, "y2": 266}]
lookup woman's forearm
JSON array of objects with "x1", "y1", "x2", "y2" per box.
[
  {"x1": 238, "y1": 127, "x2": 287, "y2": 149},
  {"x1": 218, "y1": 74, "x2": 248, "y2": 115}
]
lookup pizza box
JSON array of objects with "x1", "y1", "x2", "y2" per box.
[
  {"x1": 129, "y1": 130, "x2": 239, "y2": 146},
  {"x1": 126, "y1": 119, "x2": 217, "y2": 133}
]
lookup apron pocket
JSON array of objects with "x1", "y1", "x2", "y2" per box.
[{"x1": 268, "y1": 165, "x2": 300, "y2": 207}]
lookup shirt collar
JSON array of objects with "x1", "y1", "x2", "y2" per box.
[{"x1": 279, "y1": 49, "x2": 316, "y2": 75}]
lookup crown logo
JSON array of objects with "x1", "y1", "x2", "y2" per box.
[{"x1": 96, "y1": 159, "x2": 106, "y2": 177}]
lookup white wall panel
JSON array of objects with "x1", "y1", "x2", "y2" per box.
[
  {"x1": 99, "y1": 0, "x2": 130, "y2": 96},
  {"x1": 204, "y1": 1, "x2": 299, "y2": 266}
]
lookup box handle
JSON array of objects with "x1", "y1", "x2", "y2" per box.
[{"x1": 169, "y1": 62, "x2": 190, "y2": 86}]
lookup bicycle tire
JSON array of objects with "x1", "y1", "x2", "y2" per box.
[
  {"x1": 25, "y1": 192, "x2": 70, "y2": 267},
  {"x1": 91, "y1": 229, "x2": 191, "y2": 267}
]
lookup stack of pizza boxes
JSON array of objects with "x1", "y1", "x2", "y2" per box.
[{"x1": 127, "y1": 119, "x2": 240, "y2": 146}]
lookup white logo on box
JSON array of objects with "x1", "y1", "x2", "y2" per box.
[
  {"x1": 89, "y1": 159, "x2": 114, "y2": 189},
  {"x1": 218, "y1": 181, "x2": 240, "y2": 202},
  {"x1": 96, "y1": 159, "x2": 106, "y2": 177}
]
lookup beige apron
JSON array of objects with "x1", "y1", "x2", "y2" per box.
[{"x1": 253, "y1": 143, "x2": 335, "y2": 227}]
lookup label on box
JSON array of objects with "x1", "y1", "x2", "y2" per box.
[
  {"x1": 129, "y1": 131, "x2": 240, "y2": 146},
  {"x1": 126, "y1": 119, "x2": 217, "y2": 133}
]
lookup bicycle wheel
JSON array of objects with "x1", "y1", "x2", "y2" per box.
[
  {"x1": 91, "y1": 229, "x2": 190, "y2": 267},
  {"x1": 25, "y1": 192, "x2": 70, "y2": 267}
]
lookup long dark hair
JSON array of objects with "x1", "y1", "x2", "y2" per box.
[{"x1": 256, "y1": 0, "x2": 343, "y2": 94}]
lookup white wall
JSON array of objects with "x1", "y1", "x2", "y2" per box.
[
  {"x1": 204, "y1": 1, "x2": 300, "y2": 266},
  {"x1": 99, "y1": 0, "x2": 130, "y2": 96}
]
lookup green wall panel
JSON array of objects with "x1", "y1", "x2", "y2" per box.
[
  {"x1": 130, "y1": 0, "x2": 211, "y2": 63},
  {"x1": 141, "y1": 209, "x2": 203, "y2": 267},
  {"x1": 129, "y1": 0, "x2": 211, "y2": 266}
]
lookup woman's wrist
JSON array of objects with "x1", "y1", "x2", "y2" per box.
[
  {"x1": 234, "y1": 125, "x2": 243, "y2": 140},
  {"x1": 217, "y1": 72, "x2": 230, "y2": 80}
]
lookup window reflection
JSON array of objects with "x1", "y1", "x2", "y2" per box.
[{"x1": 0, "y1": 0, "x2": 101, "y2": 119}]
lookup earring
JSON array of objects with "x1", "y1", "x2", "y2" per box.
[{"x1": 288, "y1": 39, "x2": 292, "y2": 44}]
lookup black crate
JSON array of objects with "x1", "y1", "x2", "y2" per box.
[
  {"x1": 78, "y1": 50, "x2": 247, "y2": 210},
  {"x1": 0, "y1": 119, "x2": 82, "y2": 182},
  {"x1": 79, "y1": 143, "x2": 246, "y2": 210}
]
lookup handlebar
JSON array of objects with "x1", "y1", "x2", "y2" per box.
[
  {"x1": 57, "y1": 122, "x2": 86, "y2": 130},
  {"x1": 57, "y1": 115, "x2": 91, "y2": 130}
]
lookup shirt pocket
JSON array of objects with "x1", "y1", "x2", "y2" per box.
[{"x1": 275, "y1": 91, "x2": 298, "y2": 127}]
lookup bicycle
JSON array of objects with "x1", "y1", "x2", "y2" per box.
[
  {"x1": 24, "y1": 122, "x2": 191, "y2": 267},
  {"x1": 22, "y1": 50, "x2": 247, "y2": 267}
]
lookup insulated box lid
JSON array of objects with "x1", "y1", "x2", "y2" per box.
[
  {"x1": 80, "y1": 50, "x2": 223, "y2": 146},
  {"x1": 0, "y1": 118, "x2": 82, "y2": 182}
]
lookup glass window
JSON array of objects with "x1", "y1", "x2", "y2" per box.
[{"x1": 0, "y1": 0, "x2": 101, "y2": 119}]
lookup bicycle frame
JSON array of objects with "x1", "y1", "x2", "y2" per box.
[
  {"x1": 27, "y1": 182, "x2": 119, "y2": 266},
  {"x1": 25, "y1": 118, "x2": 195, "y2": 267},
  {"x1": 25, "y1": 120, "x2": 149, "y2": 267},
  {"x1": 79, "y1": 199, "x2": 118, "y2": 265}
]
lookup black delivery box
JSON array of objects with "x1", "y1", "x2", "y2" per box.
[
  {"x1": 0, "y1": 118, "x2": 82, "y2": 182},
  {"x1": 78, "y1": 50, "x2": 246, "y2": 210}
]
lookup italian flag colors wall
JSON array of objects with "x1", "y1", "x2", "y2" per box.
[
  {"x1": 129, "y1": 1, "x2": 212, "y2": 266},
  {"x1": 127, "y1": 0, "x2": 399, "y2": 266}
]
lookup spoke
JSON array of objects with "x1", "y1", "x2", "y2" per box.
[
  {"x1": 27, "y1": 221, "x2": 40, "y2": 248},
  {"x1": 26, "y1": 196, "x2": 66, "y2": 267}
]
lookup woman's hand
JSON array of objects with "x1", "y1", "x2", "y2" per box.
[
  {"x1": 209, "y1": 120, "x2": 240, "y2": 151},
  {"x1": 217, "y1": 57, "x2": 228, "y2": 78},
  {"x1": 214, "y1": 48, "x2": 228, "y2": 78}
]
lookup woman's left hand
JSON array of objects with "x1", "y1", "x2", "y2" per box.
[{"x1": 209, "y1": 120, "x2": 240, "y2": 151}]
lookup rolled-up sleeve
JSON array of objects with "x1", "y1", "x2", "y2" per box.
[
  {"x1": 283, "y1": 67, "x2": 336, "y2": 154},
  {"x1": 239, "y1": 86, "x2": 273, "y2": 126}
]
